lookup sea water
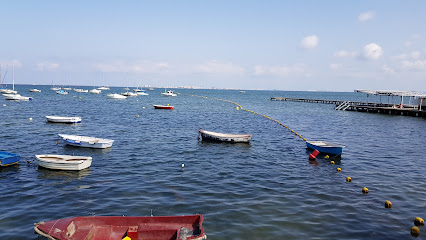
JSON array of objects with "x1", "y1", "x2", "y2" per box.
[{"x1": 0, "y1": 85, "x2": 425, "y2": 239}]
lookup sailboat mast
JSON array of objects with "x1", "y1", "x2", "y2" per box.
[{"x1": 12, "y1": 64, "x2": 15, "y2": 91}]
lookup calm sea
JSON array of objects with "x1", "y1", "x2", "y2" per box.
[{"x1": 0, "y1": 85, "x2": 425, "y2": 239}]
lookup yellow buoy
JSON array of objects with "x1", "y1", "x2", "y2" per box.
[
  {"x1": 337, "y1": 168, "x2": 341, "y2": 172},
  {"x1": 303, "y1": 138, "x2": 307, "y2": 141},
  {"x1": 330, "y1": 161, "x2": 335, "y2": 164},
  {"x1": 411, "y1": 226, "x2": 420, "y2": 237},
  {"x1": 414, "y1": 217, "x2": 424, "y2": 226},
  {"x1": 362, "y1": 187, "x2": 369, "y2": 194},
  {"x1": 325, "y1": 155, "x2": 329, "y2": 159},
  {"x1": 136, "y1": 115, "x2": 139, "y2": 117},
  {"x1": 384, "y1": 200, "x2": 392, "y2": 208},
  {"x1": 346, "y1": 177, "x2": 351, "y2": 182},
  {"x1": 291, "y1": 130, "x2": 294, "y2": 133},
  {"x1": 122, "y1": 236, "x2": 132, "y2": 240},
  {"x1": 236, "y1": 107, "x2": 239, "y2": 110},
  {"x1": 29, "y1": 118, "x2": 33, "y2": 121}
]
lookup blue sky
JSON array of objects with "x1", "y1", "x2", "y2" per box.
[{"x1": 1, "y1": 1, "x2": 425, "y2": 91}]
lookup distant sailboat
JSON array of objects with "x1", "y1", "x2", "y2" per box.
[
  {"x1": 0, "y1": 65, "x2": 18, "y2": 94},
  {"x1": 3, "y1": 65, "x2": 32, "y2": 101},
  {"x1": 97, "y1": 73, "x2": 110, "y2": 90}
]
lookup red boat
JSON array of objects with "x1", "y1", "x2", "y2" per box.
[
  {"x1": 153, "y1": 105, "x2": 174, "y2": 110},
  {"x1": 34, "y1": 214, "x2": 206, "y2": 240}
]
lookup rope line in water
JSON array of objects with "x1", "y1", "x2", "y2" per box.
[{"x1": 181, "y1": 93, "x2": 422, "y2": 237}]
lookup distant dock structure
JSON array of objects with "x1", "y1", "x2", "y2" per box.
[{"x1": 271, "y1": 90, "x2": 426, "y2": 118}]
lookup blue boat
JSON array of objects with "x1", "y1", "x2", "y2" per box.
[
  {"x1": 306, "y1": 141, "x2": 345, "y2": 155},
  {"x1": 0, "y1": 151, "x2": 20, "y2": 166}
]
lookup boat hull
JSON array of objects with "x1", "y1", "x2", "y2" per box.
[
  {"x1": 199, "y1": 129, "x2": 252, "y2": 143},
  {"x1": 306, "y1": 141, "x2": 345, "y2": 155},
  {"x1": 153, "y1": 105, "x2": 174, "y2": 110},
  {"x1": 107, "y1": 94, "x2": 127, "y2": 99},
  {"x1": 0, "y1": 151, "x2": 20, "y2": 166},
  {"x1": 35, "y1": 154, "x2": 92, "y2": 170},
  {"x1": 58, "y1": 134, "x2": 114, "y2": 149},
  {"x1": 46, "y1": 116, "x2": 82, "y2": 123},
  {"x1": 34, "y1": 215, "x2": 206, "y2": 240}
]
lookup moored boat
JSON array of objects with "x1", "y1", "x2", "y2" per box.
[
  {"x1": 34, "y1": 214, "x2": 206, "y2": 240},
  {"x1": 97, "y1": 86, "x2": 110, "y2": 90},
  {"x1": 46, "y1": 115, "x2": 82, "y2": 123},
  {"x1": 107, "y1": 93, "x2": 127, "y2": 99},
  {"x1": 56, "y1": 90, "x2": 69, "y2": 95},
  {"x1": 198, "y1": 129, "x2": 252, "y2": 143},
  {"x1": 161, "y1": 89, "x2": 177, "y2": 97},
  {"x1": 35, "y1": 154, "x2": 92, "y2": 171},
  {"x1": 4, "y1": 94, "x2": 32, "y2": 101},
  {"x1": 0, "y1": 151, "x2": 20, "y2": 166},
  {"x1": 58, "y1": 134, "x2": 114, "y2": 149},
  {"x1": 89, "y1": 88, "x2": 102, "y2": 94},
  {"x1": 29, "y1": 89, "x2": 41, "y2": 92},
  {"x1": 306, "y1": 141, "x2": 345, "y2": 155},
  {"x1": 153, "y1": 104, "x2": 174, "y2": 110}
]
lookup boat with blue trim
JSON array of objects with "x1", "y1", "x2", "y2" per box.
[
  {"x1": 306, "y1": 141, "x2": 345, "y2": 155},
  {"x1": 58, "y1": 134, "x2": 114, "y2": 149},
  {"x1": 0, "y1": 151, "x2": 20, "y2": 166}
]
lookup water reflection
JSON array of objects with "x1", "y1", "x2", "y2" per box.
[
  {"x1": 37, "y1": 167, "x2": 92, "y2": 181},
  {"x1": 0, "y1": 164, "x2": 20, "y2": 177},
  {"x1": 197, "y1": 141, "x2": 252, "y2": 149},
  {"x1": 63, "y1": 145, "x2": 113, "y2": 154}
]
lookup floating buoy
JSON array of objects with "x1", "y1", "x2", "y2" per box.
[
  {"x1": 303, "y1": 138, "x2": 307, "y2": 141},
  {"x1": 411, "y1": 226, "x2": 420, "y2": 237},
  {"x1": 3, "y1": 104, "x2": 6, "y2": 106},
  {"x1": 136, "y1": 115, "x2": 139, "y2": 117},
  {"x1": 142, "y1": 107, "x2": 145, "y2": 109},
  {"x1": 79, "y1": 97, "x2": 81, "y2": 99},
  {"x1": 295, "y1": 132, "x2": 298, "y2": 135},
  {"x1": 330, "y1": 161, "x2": 335, "y2": 164},
  {"x1": 337, "y1": 168, "x2": 341, "y2": 172},
  {"x1": 299, "y1": 135, "x2": 302, "y2": 138},
  {"x1": 414, "y1": 217, "x2": 424, "y2": 226},
  {"x1": 362, "y1": 187, "x2": 369, "y2": 194},
  {"x1": 384, "y1": 200, "x2": 392, "y2": 208},
  {"x1": 346, "y1": 177, "x2": 351, "y2": 182},
  {"x1": 291, "y1": 130, "x2": 294, "y2": 133},
  {"x1": 309, "y1": 150, "x2": 320, "y2": 160},
  {"x1": 29, "y1": 118, "x2": 33, "y2": 121},
  {"x1": 236, "y1": 107, "x2": 239, "y2": 110},
  {"x1": 181, "y1": 163, "x2": 185, "y2": 169},
  {"x1": 325, "y1": 155, "x2": 329, "y2": 159}
]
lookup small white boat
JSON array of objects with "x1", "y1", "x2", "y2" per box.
[
  {"x1": 63, "y1": 87, "x2": 72, "y2": 91},
  {"x1": 98, "y1": 86, "x2": 110, "y2": 90},
  {"x1": 56, "y1": 90, "x2": 69, "y2": 95},
  {"x1": 74, "y1": 88, "x2": 89, "y2": 93},
  {"x1": 107, "y1": 93, "x2": 127, "y2": 99},
  {"x1": 198, "y1": 129, "x2": 252, "y2": 143},
  {"x1": 58, "y1": 134, "x2": 114, "y2": 149},
  {"x1": 161, "y1": 89, "x2": 177, "y2": 97},
  {"x1": 30, "y1": 89, "x2": 41, "y2": 92},
  {"x1": 89, "y1": 89, "x2": 102, "y2": 94},
  {"x1": 4, "y1": 94, "x2": 32, "y2": 101},
  {"x1": 147, "y1": 88, "x2": 155, "y2": 91},
  {"x1": 122, "y1": 91, "x2": 137, "y2": 97},
  {"x1": 46, "y1": 115, "x2": 81, "y2": 123},
  {"x1": 51, "y1": 87, "x2": 61, "y2": 91},
  {"x1": 35, "y1": 154, "x2": 92, "y2": 171}
]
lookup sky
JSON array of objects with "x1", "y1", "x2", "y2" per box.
[{"x1": 0, "y1": 0, "x2": 425, "y2": 92}]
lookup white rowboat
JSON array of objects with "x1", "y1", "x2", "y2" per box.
[
  {"x1": 198, "y1": 129, "x2": 252, "y2": 143},
  {"x1": 30, "y1": 89, "x2": 41, "y2": 92},
  {"x1": 35, "y1": 154, "x2": 92, "y2": 170},
  {"x1": 58, "y1": 134, "x2": 114, "y2": 149},
  {"x1": 107, "y1": 93, "x2": 127, "y2": 99},
  {"x1": 46, "y1": 116, "x2": 82, "y2": 123}
]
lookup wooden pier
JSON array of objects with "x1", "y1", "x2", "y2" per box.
[{"x1": 271, "y1": 97, "x2": 426, "y2": 117}]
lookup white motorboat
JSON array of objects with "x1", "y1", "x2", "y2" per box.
[
  {"x1": 89, "y1": 89, "x2": 102, "y2": 94},
  {"x1": 4, "y1": 94, "x2": 32, "y2": 101},
  {"x1": 136, "y1": 91, "x2": 149, "y2": 95},
  {"x1": 107, "y1": 93, "x2": 127, "y2": 99},
  {"x1": 35, "y1": 154, "x2": 92, "y2": 171},
  {"x1": 45, "y1": 115, "x2": 82, "y2": 123},
  {"x1": 198, "y1": 129, "x2": 252, "y2": 143},
  {"x1": 58, "y1": 134, "x2": 114, "y2": 149},
  {"x1": 56, "y1": 90, "x2": 69, "y2": 95},
  {"x1": 98, "y1": 86, "x2": 110, "y2": 90},
  {"x1": 147, "y1": 88, "x2": 155, "y2": 91},
  {"x1": 51, "y1": 87, "x2": 61, "y2": 91},
  {"x1": 30, "y1": 89, "x2": 42, "y2": 92},
  {"x1": 63, "y1": 87, "x2": 72, "y2": 91},
  {"x1": 74, "y1": 88, "x2": 89, "y2": 93},
  {"x1": 122, "y1": 91, "x2": 137, "y2": 97},
  {"x1": 161, "y1": 89, "x2": 177, "y2": 97},
  {"x1": 0, "y1": 89, "x2": 18, "y2": 94}
]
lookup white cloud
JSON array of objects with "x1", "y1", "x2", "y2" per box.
[
  {"x1": 392, "y1": 51, "x2": 422, "y2": 60},
  {"x1": 94, "y1": 61, "x2": 169, "y2": 73},
  {"x1": 358, "y1": 11, "x2": 375, "y2": 22},
  {"x1": 254, "y1": 64, "x2": 305, "y2": 77},
  {"x1": 35, "y1": 61, "x2": 59, "y2": 71},
  {"x1": 401, "y1": 60, "x2": 426, "y2": 71},
  {"x1": 0, "y1": 59, "x2": 22, "y2": 68},
  {"x1": 334, "y1": 50, "x2": 359, "y2": 58},
  {"x1": 195, "y1": 61, "x2": 244, "y2": 75},
  {"x1": 363, "y1": 43, "x2": 383, "y2": 60},
  {"x1": 329, "y1": 63, "x2": 342, "y2": 70},
  {"x1": 300, "y1": 35, "x2": 319, "y2": 49},
  {"x1": 382, "y1": 65, "x2": 395, "y2": 73}
]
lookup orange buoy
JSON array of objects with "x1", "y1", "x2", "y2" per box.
[
  {"x1": 362, "y1": 187, "x2": 369, "y2": 194},
  {"x1": 309, "y1": 150, "x2": 320, "y2": 160},
  {"x1": 411, "y1": 226, "x2": 420, "y2": 237},
  {"x1": 384, "y1": 200, "x2": 392, "y2": 208},
  {"x1": 414, "y1": 217, "x2": 424, "y2": 226}
]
